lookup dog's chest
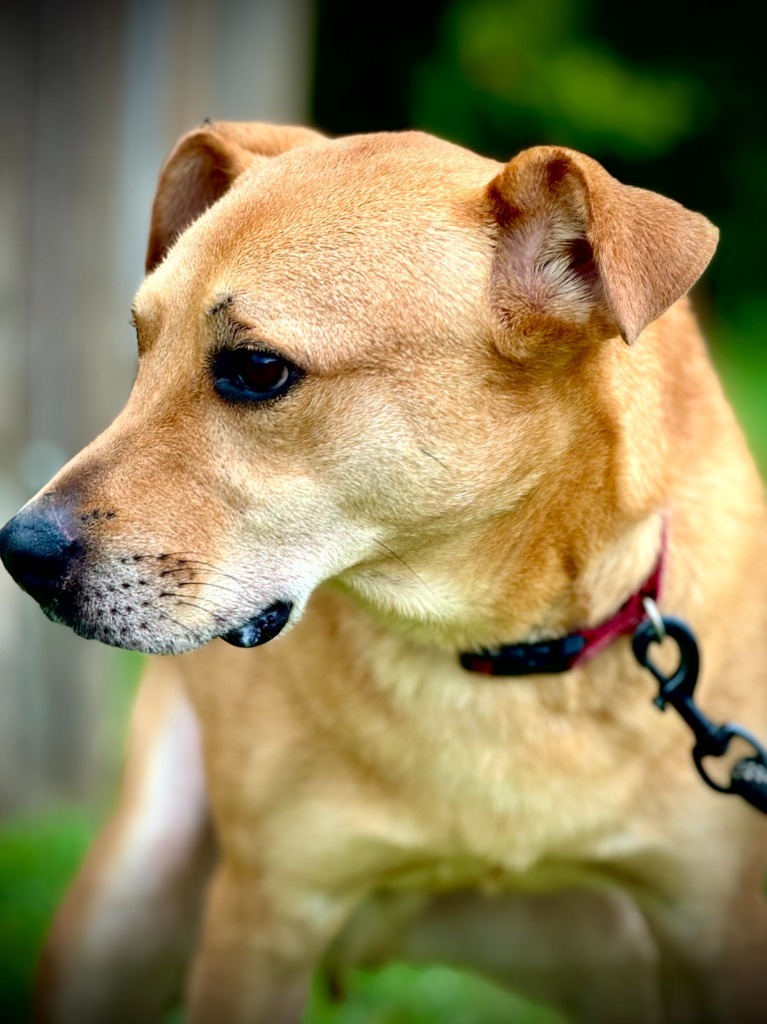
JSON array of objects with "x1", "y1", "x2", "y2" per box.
[
  {"x1": 300, "y1": 642, "x2": 654, "y2": 880},
  {"x1": 189, "y1": 629, "x2": 656, "y2": 891}
]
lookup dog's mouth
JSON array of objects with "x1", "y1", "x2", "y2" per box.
[{"x1": 220, "y1": 600, "x2": 293, "y2": 648}]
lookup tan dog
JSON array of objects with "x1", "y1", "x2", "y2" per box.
[{"x1": 1, "y1": 122, "x2": 766, "y2": 1024}]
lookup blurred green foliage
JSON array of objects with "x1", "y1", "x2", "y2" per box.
[
  {"x1": 0, "y1": 809, "x2": 98, "y2": 1023},
  {"x1": 307, "y1": 964, "x2": 563, "y2": 1024},
  {"x1": 713, "y1": 301, "x2": 767, "y2": 469},
  {"x1": 0, "y1": 649, "x2": 144, "y2": 1023},
  {"x1": 412, "y1": 0, "x2": 710, "y2": 159}
]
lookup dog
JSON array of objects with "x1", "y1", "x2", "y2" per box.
[{"x1": 1, "y1": 121, "x2": 766, "y2": 1024}]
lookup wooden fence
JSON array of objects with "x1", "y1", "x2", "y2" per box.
[{"x1": 0, "y1": 0, "x2": 313, "y2": 811}]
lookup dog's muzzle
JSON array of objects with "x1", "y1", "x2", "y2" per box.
[{"x1": 0, "y1": 501, "x2": 294, "y2": 653}]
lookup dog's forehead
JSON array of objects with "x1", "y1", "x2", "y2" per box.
[
  {"x1": 135, "y1": 133, "x2": 499, "y2": 365},
  {"x1": 234, "y1": 130, "x2": 502, "y2": 216}
]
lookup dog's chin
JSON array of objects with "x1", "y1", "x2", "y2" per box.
[
  {"x1": 39, "y1": 602, "x2": 197, "y2": 655},
  {"x1": 220, "y1": 600, "x2": 293, "y2": 648},
  {"x1": 35, "y1": 589, "x2": 295, "y2": 655}
]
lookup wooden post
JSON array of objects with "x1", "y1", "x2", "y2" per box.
[{"x1": 0, "y1": 0, "x2": 313, "y2": 811}]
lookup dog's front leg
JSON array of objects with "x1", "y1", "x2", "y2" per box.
[
  {"x1": 187, "y1": 862, "x2": 346, "y2": 1024},
  {"x1": 34, "y1": 660, "x2": 215, "y2": 1024}
]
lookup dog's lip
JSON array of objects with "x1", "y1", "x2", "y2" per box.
[{"x1": 220, "y1": 600, "x2": 293, "y2": 648}]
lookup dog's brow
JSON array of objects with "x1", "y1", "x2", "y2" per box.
[
  {"x1": 207, "y1": 293, "x2": 319, "y2": 369},
  {"x1": 208, "y1": 296, "x2": 275, "y2": 348},
  {"x1": 207, "y1": 295, "x2": 235, "y2": 318},
  {"x1": 207, "y1": 295, "x2": 257, "y2": 341},
  {"x1": 130, "y1": 295, "x2": 160, "y2": 327}
]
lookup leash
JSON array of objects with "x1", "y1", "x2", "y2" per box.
[
  {"x1": 632, "y1": 601, "x2": 767, "y2": 815},
  {"x1": 459, "y1": 554, "x2": 767, "y2": 815}
]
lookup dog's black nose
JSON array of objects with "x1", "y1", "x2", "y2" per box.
[{"x1": 0, "y1": 504, "x2": 83, "y2": 605}]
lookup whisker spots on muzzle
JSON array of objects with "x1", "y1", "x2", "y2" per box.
[
  {"x1": 78, "y1": 508, "x2": 119, "y2": 524},
  {"x1": 69, "y1": 546, "x2": 252, "y2": 652}
]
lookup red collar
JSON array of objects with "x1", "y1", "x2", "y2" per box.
[{"x1": 459, "y1": 544, "x2": 665, "y2": 677}]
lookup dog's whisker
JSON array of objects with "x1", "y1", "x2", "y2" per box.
[
  {"x1": 172, "y1": 593, "x2": 231, "y2": 614},
  {"x1": 184, "y1": 581, "x2": 245, "y2": 600},
  {"x1": 170, "y1": 596, "x2": 224, "y2": 619},
  {"x1": 373, "y1": 539, "x2": 438, "y2": 598},
  {"x1": 156, "y1": 553, "x2": 250, "y2": 587},
  {"x1": 187, "y1": 564, "x2": 246, "y2": 580},
  {"x1": 157, "y1": 610, "x2": 201, "y2": 640},
  {"x1": 156, "y1": 568, "x2": 244, "y2": 599},
  {"x1": 165, "y1": 578, "x2": 246, "y2": 603},
  {"x1": 419, "y1": 446, "x2": 451, "y2": 471},
  {"x1": 159, "y1": 566, "x2": 238, "y2": 586},
  {"x1": 164, "y1": 589, "x2": 219, "y2": 609}
]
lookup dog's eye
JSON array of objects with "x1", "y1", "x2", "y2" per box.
[{"x1": 212, "y1": 348, "x2": 301, "y2": 404}]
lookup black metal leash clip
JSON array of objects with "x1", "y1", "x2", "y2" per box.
[{"x1": 632, "y1": 601, "x2": 767, "y2": 815}]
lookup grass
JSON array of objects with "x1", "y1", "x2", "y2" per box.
[
  {"x1": 307, "y1": 965, "x2": 563, "y2": 1024},
  {"x1": 0, "y1": 808, "x2": 99, "y2": 1022}
]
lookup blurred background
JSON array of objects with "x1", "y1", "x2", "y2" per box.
[{"x1": 1, "y1": 0, "x2": 765, "y2": 1020}]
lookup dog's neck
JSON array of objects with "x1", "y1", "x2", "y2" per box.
[{"x1": 335, "y1": 512, "x2": 666, "y2": 656}]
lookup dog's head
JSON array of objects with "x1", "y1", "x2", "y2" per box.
[{"x1": 0, "y1": 123, "x2": 717, "y2": 654}]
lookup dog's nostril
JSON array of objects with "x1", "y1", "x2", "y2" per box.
[{"x1": 0, "y1": 504, "x2": 84, "y2": 604}]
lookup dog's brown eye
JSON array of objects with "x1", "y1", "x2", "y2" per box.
[
  {"x1": 238, "y1": 354, "x2": 288, "y2": 391},
  {"x1": 211, "y1": 348, "x2": 301, "y2": 404}
]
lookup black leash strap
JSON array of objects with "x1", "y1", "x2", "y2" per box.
[{"x1": 632, "y1": 607, "x2": 767, "y2": 815}]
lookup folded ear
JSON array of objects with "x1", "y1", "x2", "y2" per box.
[
  {"x1": 146, "y1": 121, "x2": 325, "y2": 273},
  {"x1": 485, "y1": 146, "x2": 718, "y2": 348}
]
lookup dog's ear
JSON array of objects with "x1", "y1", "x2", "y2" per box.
[
  {"x1": 146, "y1": 121, "x2": 325, "y2": 273},
  {"x1": 485, "y1": 146, "x2": 718, "y2": 349}
]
